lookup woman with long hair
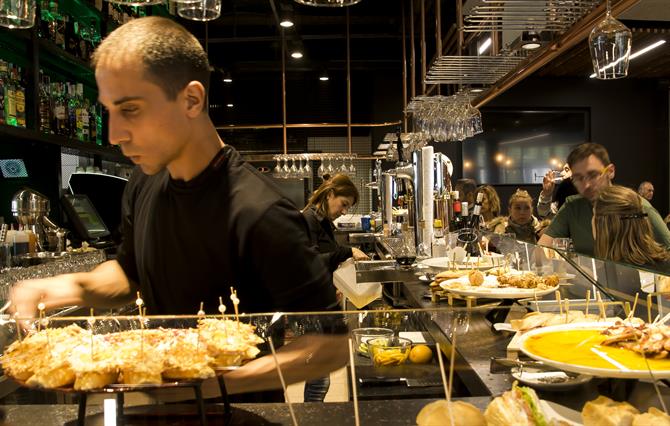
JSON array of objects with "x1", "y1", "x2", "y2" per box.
[
  {"x1": 301, "y1": 174, "x2": 368, "y2": 402},
  {"x1": 491, "y1": 189, "x2": 542, "y2": 244},
  {"x1": 476, "y1": 185, "x2": 503, "y2": 230},
  {"x1": 592, "y1": 185, "x2": 670, "y2": 269}
]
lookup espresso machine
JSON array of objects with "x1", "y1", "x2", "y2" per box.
[{"x1": 11, "y1": 188, "x2": 65, "y2": 253}]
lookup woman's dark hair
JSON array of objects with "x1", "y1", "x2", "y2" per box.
[{"x1": 305, "y1": 174, "x2": 359, "y2": 218}]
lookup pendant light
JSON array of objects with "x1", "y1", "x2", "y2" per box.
[{"x1": 588, "y1": 0, "x2": 632, "y2": 80}]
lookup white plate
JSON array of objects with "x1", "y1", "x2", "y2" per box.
[
  {"x1": 418, "y1": 275, "x2": 431, "y2": 282},
  {"x1": 420, "y1": 254, "x2": 503, "y2": 270},
  {"x1": 512, "y1": 367, "x2": 592, "y2": 391},
  {"x1": 439, "y1": 275, "x2": 559, "y2": 299},
  {"x1": 518, "y1": 322, "x2": 670, "y2": 379},
  {"x1": 540, "y1": 400, "x2": 582, "y2": 425}
]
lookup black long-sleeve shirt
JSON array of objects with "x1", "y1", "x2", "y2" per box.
[
  {"x1": 116, "y1": 146, "x2": 338, "y2": 315},
  {"x1": 302, "y1": 206, "x2": 353, "y2": 272}
]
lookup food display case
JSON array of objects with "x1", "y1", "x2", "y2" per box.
[{"x1": 1, "y1": 235, "x2": 670, "y2": 424}]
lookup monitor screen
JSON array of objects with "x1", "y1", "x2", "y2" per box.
[
  {"x1": 62, "y1": 194, "x2": 110, "y2": 240},
  {"x1": 462, "y1": 108, "x2": 589, "y2": 184}
]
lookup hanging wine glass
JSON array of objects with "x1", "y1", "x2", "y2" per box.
[
  {"x1": 273, "y1": 156, "x2": 282, "y2": 178},
  {"x1": 589, "y1": 0, "x2": 631, "y2": 80},
  {"x1": 318, "y1": 157, "x2": 326, "y2": 178},
  {"x1": 339, "y1": 155, "x2": 348, "y2": 174},
  {"x1": 281, "y1": 155, "x2": 290, "y2": 179},
  {"x1": 348, "y1": 156, "x2": 356, "y2": 177},
  {"x1": 289, "y1": 156, "x2": 299, "y2": 178},
  {"x1": 326, "y1": 155, "x2": 335, "y2": 176},
  {"x1": 303, "y1": 155, "x2": 312, "y2": 179}
]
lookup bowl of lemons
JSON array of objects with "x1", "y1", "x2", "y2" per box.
[
  {"x1": 369, "y1": 336, "x2": 413, "y2": 367},
  {"x1": 351, "y1": 328, "x2": 394, "y2": 357}
]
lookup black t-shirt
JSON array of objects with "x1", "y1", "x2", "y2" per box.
[
  {"x1": 302, "y1": 206, "x2": 353, "y2": 273},
  {"x1": 116, "y1": 146, "x2": 338, "y2": 315}
]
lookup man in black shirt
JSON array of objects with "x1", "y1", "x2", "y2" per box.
[{"x1": 11, "y1": 16, "x2": 347, "y2": 396}]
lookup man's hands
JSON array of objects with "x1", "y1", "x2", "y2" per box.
[
  {"x1": 352, "y1": 247, "x2": 370, "y2": 261},
  {"x1": 541, "y1": 170, "x2": 555, "y2": 198},
  {"x1": 10, "y1": 274, "x2": 84, "y2": 319},
  {"x1": 9, "y1": 260, "x2": 133, "y2": 319}
]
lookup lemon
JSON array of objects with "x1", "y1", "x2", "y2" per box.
[{"x1": 409, "y1": 344, "x2": 433, "y2": 364}]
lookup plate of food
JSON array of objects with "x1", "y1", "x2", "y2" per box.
[
  {"x1": 519, "y1": 320, "x2": 670, "y2": 379},
  {"x1": 511, "y1": 366, "x2": 592, "y2": 391},
  {"x1": 439, "y1": 270, "x2": 560, "y2": 299},
  {"x1": 420, "y1": 253, "x2": 504, "y2": 270}
]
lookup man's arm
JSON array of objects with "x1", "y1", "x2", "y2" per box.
[
  {"x1": 643, "y1": 201, "x2": 670, "y2": 250},
  {"x1": 222, "y1": 333, "x2": 349, "y2": 394},
  {"x1": 537, "y1": 233, "x2": 554, "y2": 248},
  {"x1": 10, "y1": 260, "x2": 135, "y2": 317}
]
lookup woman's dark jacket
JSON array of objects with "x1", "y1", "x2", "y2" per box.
[{"x1": 302, "y1": 206, "x2": 353, "y2": 272}]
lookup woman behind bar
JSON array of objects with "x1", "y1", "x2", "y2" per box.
[
  {"x1": 476, "y1": 185, "x2": 503, "y2": 230},
  {"x1": 592, "y1": 185, "x2": 670, "y2": 271},
  {"x1": 301, "y1": 174, "x2": 368, "y2": 402}
]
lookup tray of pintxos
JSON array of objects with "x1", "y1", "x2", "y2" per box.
[{"x1": 435, "y1": 268, "x2": 561, "y2": 300}]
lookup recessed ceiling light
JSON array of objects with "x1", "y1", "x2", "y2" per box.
[
  {"x1": 319, "y1": 76, "x2": 329, "y2": 81},
  {"x1": 521, "y1": 31, "x2": 541, "y2": 50},
  {"x1": 470, "y1": 88, "x2": 484, "y2": 93},
  {"x1": 291, "y1": 51, "x2": 303, "y2": 59},
  {"x1": 280, "y1": 19, "x2": 294, "y2": 28},
  {"x1": 226, "y1": 103, "x2": 234, "y2": 108},
  {"x1": 223, "y1": 78, "x2": 232, "y2": 83}
]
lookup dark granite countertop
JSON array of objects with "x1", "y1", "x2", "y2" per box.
[{"x1": 2, "y1": 397, "x2": 493, "y2": 425}]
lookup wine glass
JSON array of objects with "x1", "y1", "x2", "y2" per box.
[
  {"x1": 281, "y1": 155, "x2": 290, "y2": 179},
  {"x1": 303, "y1": 155, "x2": 312, "y2": 179},
  {"x1": 273, "y1": 156, "x2": 282, "y2": 178},
  {"x1": 348, "y1": 156, "x2": 356, "y2": 177},
  {"x1": 289, "y1": 156, "x2": 298, "y2": 178}
]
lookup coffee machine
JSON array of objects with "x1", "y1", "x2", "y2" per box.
[{"x1": 11, "y1": 188, "x2": 65, "y2": 252}]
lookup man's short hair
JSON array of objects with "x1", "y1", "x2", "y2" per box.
[
  {"x1": 91, "y1": 17, "x2": 210, "y2": 101},
  {"x1": 566, "y1": 143, "x2": 611, "y2": 168},
  {"x1": 638, "y1": 181, "x2": 652, "y2": 192}
]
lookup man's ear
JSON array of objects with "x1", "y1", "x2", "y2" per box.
[
  {"x1": 183, "y1": 81, "x2": 206, "y2": 117},
  {"x1": 607, "y1": 164, "x2": 616, "y2": 180}
]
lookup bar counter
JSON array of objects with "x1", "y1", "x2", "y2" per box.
[{"x1": 3, "y1": 397, "x2": 492, "y2": 425}]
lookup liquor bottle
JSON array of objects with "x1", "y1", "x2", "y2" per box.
[
  {"x1": 75, "y1": 83, "x2": 84, "y2": 140},
  {"x1": 461, "y1": 202, "x2": 470, "y2": 230},
  {"x1": 0, "y1": 60, "x2": 6, "y2": 125},
  {"x1": 65, "y1": 16, "x2": 78, "y2": 56},
  {"x1": 67, "y1": 83, "x2": 78, "y2": 138},
  {"x1": 4, "y1": 63, "x2": 17, "y2": 127},
  {"x1": 468, "y1": 192, "x2": 484, "y2": 230},
  {"x1": 15, "y1": 67, "x2": 25, "y2": 128},
  {"x1": 450, "y1": 191, "x2": 462, "y2": 230},
  {"x1": 38, "y1": 71, "x2": 52, "y2": 133},
  {"x1": 81, "y1": 97, "x2": 90, "y2": 142},
  {"x1": 54, "y1": 14, "x2": 66, "y2": 50},
  {"x1": 53, "y1": 82, "x2": 68, "y2": 136}
]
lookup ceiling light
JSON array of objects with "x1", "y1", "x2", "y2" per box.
[
  {"x1": 464, "y1": 161, "x2": 473, "y2": 169},
  {"x1": 280, "y1": 19, "x2": 294, "y2": 28},
  {"x1": 521, "y1": 31, "x2": 541, "y2": 50},
  {"x1": 478, "y1": 37, "x2": 492, "y2": 55},
  {"x1": 222, "y1": 71, "x2": 233, "y2": 83},
  {"x1": 589, "y1": 39, "x2": 666, "y2": 78},
  {"x1": 495, "y1": 153, "x2": 504, "y2": 163},
  {"x1": 291, "y1": 51, "x2": 303, "y2": 59},
  {"x1": 470, "y1": 87, "x2": 484, "y2": 93},
  {"x1": 226, "y1": 103, "x2": 234, "y2": 108},
  {"x1": 505, "y1": 159, "x2": 512, "y2": 166},
  {"x1": 319, "y1": 70, "x2": 329, "y2": 81}
]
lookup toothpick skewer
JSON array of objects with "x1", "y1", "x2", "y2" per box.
[
  {"x1": 38, "y1": 302, "x2": 51, "y2": 358},
  {"x1": 448, "y1": 320, "x2": 458, "y2": 426},
  {"x1": 348, "y1": 338, "x2": 361, "y2": 426},
  {"x1": 436, "y1": 342, "x2": 454, "y2": 426},
  {"x1": 197, "y1": 302, "x2": 205, "y2": 352},
  {"x1": 596, "y1": 291, "x2": 605, "y2": 320},
  {"x1": 267, "y1": 338, "x2": 298, "y2": 426},
  {"x1": 14, "y1": 313, "x2": 22, "y2": 342},
  {"x1": 555, "y1": 291, "x2": 562, "y2": 315},
  {"x1": 136, "y1": 292, "x2": 145, "y2": 360},
  {"x1": 626, "y1": 293, "x2": 639, "y2": 322},
  {"x1": 218, "y1": 297, "x2": 226, "y2": 319},
  {"x1": 230, "y1": 287, "x2": 240, "y2": 330},
  {"x1": 564, "y1": 299, "x2": 570, "y2": 324},
  {"x1": 88, "y1": 308, "x2": 95, "y2": 363},
  {"x1": 585, "y1": 290, "x2": 591, "y2": 316},
  {"x1": 533, "y1": 290, "x2": 540, "y2": 313}
]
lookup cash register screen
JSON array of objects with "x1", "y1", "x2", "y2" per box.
[{"x1": 62, "y1": 194, "x2": 110, "y2": 240}]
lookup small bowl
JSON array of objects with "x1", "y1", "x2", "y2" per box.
[
  {"x1": 351, "y1": 328, "x2": 394, "y2": 357},
  {"x1": 368, "y1": 336, "x2": 412, "y2": 367}
]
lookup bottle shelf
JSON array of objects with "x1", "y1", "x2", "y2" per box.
[{"x1": 0, "y1": 124, "x2": 129, "y2": 163}]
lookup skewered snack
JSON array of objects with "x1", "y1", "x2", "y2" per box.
[
  {"x1": 1, "y1": 318, "x2": 264, "y2": 390},
  {"x1": 600, "y1": 321, "x2": 670, "y2": 359},
  {"x1": 510, "y1": 311, "x2": 606, "y2": 332},
  {"x1": 496, "y1": 272, "x2": 559, "y2": 290},
  {"x1": 468, "y1": 270, "x2": 484, "y2": 286}
]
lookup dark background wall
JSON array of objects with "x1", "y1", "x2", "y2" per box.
[{"x1": 484, "y1": 76, "x2": 670, "y2": 216}]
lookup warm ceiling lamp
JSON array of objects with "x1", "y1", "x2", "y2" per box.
[
  {"x1": 521, "y1": 31, "x2": 541, "y2": 50},
  {"x1": 294, "y1": 0, "x2": 362, "y2": 7},
  {"x1": 279, "y1": 9, "x2": 294, "y2": 28},
  {"x1": 588, "y1": 0, "x2": 632, "y2": 80}
]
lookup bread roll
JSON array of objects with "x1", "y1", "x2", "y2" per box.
[
  {"x1": 582, "y1": 396, "x2": 639, "y2": 426},
  {"x1": 632, "y1": 407, "x2": 670, "y2": 426},
  {"x1": 416, "y1": 400, "x2": 486, "y2": 426},
  {"x1": 435, "y1": 270, "x2": 469, "y2": 281}
]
